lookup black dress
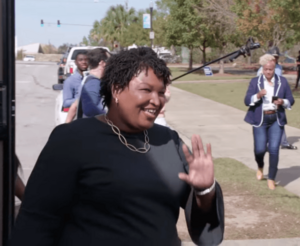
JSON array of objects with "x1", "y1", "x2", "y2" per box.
[{"x1": 9, "y1": 118, "x2": 224, "y2": 246}]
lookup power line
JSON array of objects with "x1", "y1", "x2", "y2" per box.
[{"x1": 42, "y1": 22, "x2": 93, "y2": 27}]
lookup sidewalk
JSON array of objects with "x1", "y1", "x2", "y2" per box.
[
  {"x1": 182, "y1": 237, "x2": 300, "y2": 246},
  {"x1": 166, "y1": 86, "x2": 300, "y2": 246}
]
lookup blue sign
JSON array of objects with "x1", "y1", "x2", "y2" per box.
[
  {"x1": 203, "y1": 66, "x2": 213, "y2": 76},
  {"x1": 143, "y1": 14, "x2": 151, "y2": 29}
]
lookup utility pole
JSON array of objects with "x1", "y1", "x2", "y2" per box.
[
  {"x1": 0, "y1": 0, "x2": 16, "y2": 245},
  {"x1": 149, "y1": 1, "x2": 154, "y2": 49}
]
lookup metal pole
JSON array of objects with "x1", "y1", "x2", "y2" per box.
[
  {"x1": 0, "y1": 0, "x2": 16, "y2": 244},
  {"x1": 150, "y1": 4, "x2": 153, "y2": 48}
]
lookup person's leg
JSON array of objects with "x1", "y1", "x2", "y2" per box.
[
  {"x1": 268, "y1": 121, "x2": 284, "y2": 182},
  {"x1": 295, "y1": 69, "x2": 300, "y2": 89},
  {"x1": 280, "y1": 128, "x2": 298, "y2": 150},
  {"x1": 253, "y1": 123, "x2": 268, "y2": 174},
  {"x1": 280, "y1": 129, "x2": 289, "y2": 146}
]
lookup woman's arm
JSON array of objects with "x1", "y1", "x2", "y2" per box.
[
  {"x1": 63, "y1": 78, "x2": 76, "y2": 108},
  {"x1": 274, "y1": 79, "x2": 295, "y2": 110},
  {"x1": 15, "y1": 174, "x2": 25, "y2": 201},
  {"x1": 9, "y1": 125, "x2": 81, "y2": 246},
  {"x1": 171, "y1": 131, "x2": 224, "y2": 245},
  {"x1": 185, "y1": 183, "x2": 224, "y2": 245},
  {"x1": 284, "y1": 79, "x2": 295, "y2": 107},
  {"x1": 65, "y1": 100, "x2": 78, "y2": 123},
  {"x1": 244, "y1": 78, "x2": 261, "y2": 106}
]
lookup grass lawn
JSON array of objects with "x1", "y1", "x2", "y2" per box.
[
  {"x1": 169, "y1": 67, "x2": 253, "y2": 81},
  {"x1": 214, "y1": 158, "x2": 300, "y2": 239},
  {"x1": 173, "y1": 82, "x2": 300, "y2": 129}
]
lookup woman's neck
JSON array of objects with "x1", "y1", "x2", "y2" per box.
[{"x1": 105, "y1": 111, "x2": 143, "y2": 134}]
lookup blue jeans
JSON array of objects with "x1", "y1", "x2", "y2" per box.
[
  {"x1": 280, "y1": 129, "x2": 289, "y2": 146},
  {"x1": 253, "y1": 114, "x2": 284, "y2": 180}
]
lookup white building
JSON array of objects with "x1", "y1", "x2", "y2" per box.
[{"x1": 17, "y1": 43, "x2": 44, "y2": 54}]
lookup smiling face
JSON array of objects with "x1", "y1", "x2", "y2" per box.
[
  {"x1": 263, "y1": 60, "x2": 275, "y2": 81},
  {"x1": 108, "y1": 68, "x2": 166, "y2": 133}
]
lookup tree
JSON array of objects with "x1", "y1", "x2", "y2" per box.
[
  {"x1": 164, "y1": 0, "x2": 206, "y2": 70},
  {"x1": 122, "y1": 9, "x2": 169, "y2": 48},
  {"x1": 82, "y1": 37, "x2": 89, "y2": 46},
  {"x1": 58, "y1": 43, "x2": 75, "y2": 54},
  {"x1": 195, "y1": 0, "x2": 245, "y2": 72},
  {"x1": 122, "y1": 10, "x2": 151, "y2": 47},
  {"x1": 89, "y1": 20, "x2": 104, "y2": 46},
  {"x1": 233, "y1": 0, "x2": 300, "y2": 51},
  {"x1": 101, "y1": 5, "x2": 137, "y2": 47}
]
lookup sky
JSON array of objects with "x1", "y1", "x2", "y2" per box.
[{"x1": 16, "y1": 0, "x2": 156, "y2": 48}]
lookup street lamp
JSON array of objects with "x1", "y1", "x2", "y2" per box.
[{"x1": 149, "y1": 1, "x2": 153, "y2": 48}]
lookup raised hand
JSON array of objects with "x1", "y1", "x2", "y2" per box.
[{"x1": 178, "y1": 135, "x2": 214, "y2": 191}]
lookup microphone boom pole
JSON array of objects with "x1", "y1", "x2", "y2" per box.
[{"x1": 171, "y1": 38, "x2": 260, "y2": 82}]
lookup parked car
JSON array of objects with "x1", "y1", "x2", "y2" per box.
[{"x1": 23, "y1": 55, "x2": 35, "y2": 62}]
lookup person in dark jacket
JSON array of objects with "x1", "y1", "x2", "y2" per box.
[
  {"x1": 244, "y1": 54, "x2": 295, "y2": 190},
  {"x1": 9, "y1": 47, "x2": 224, "y2": 246}
]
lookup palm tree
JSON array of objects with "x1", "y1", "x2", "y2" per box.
[
  {"x1": 89, "y1": 20, "x2": 103, "y2": 45},
  {"x1": 101, "y1": 5, "x2": 137, "y2": 47}
]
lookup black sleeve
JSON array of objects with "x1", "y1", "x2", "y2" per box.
[
  {"x1": 170, "y1": 130, "x2": 225, "y2": 246},
  {"x1": 9, "y1": 124, "x2": 82, "y2": 246}
]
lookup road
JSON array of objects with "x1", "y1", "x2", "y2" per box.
[{"x1": 16, "y1": 61, "x2": 59, "y2": 182}]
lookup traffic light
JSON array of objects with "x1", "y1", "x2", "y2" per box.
[
  {"x1": 41, "y1": 19, "x2": 44, "y2": 27},
  {"x1": 57, "y1": 20, "x2": 61, "y2": 27}
]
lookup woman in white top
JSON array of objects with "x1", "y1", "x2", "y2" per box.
[{"x1": 244, "y1": 54, "x2": 294, "y2": 190}]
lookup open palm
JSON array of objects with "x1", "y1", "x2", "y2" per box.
[{"x1": 178, "y1": 135, "x2": 215, "y2": 190}]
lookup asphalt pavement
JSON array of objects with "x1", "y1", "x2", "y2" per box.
[{"x1": 16, "y1": 62, "x2": 59, "y2": 182}]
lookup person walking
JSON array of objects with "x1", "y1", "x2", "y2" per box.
[
  {"x1": 257, "y1": 51, "x2": 297, "y2": 150},
  {"x1": 9, "y1": 47, "x2": 224, "y2": 246},
  {"x1": 245, "y1": 54, "x2": 295, "y2": 190},
  {"x1": 154, "y1": 85, "x2": 171, "y2": 127},
  {"x1": 294, "y1": 50, "x2": 300, "y2": 90}
]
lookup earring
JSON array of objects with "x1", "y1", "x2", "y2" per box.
[{"x1": 115, "y1": 98, "x2": 119, "y2": 104}]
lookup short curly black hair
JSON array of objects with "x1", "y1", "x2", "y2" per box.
[{"x1": 100, "y1": 47, "x2": 171, "y2": 108}]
